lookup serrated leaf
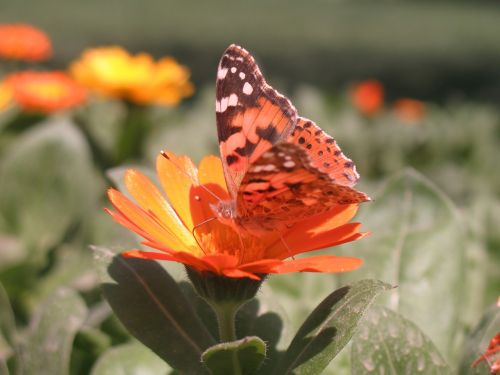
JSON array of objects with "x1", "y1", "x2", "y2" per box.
[
  {"x1": 351, "y1": 306, "x2": 451, "y2": 375},
  {"x1": 91, "y1": 341, "x2": 171, "y2": 375},
  {"x1": 459, "y1": 303, "x2": 500, "y2": 375},
  {"x1": 274, "y1": 279, "x2": 390, "y2": 374},
  {"x1": 202, "y1": 336, "x2": 266, "y2": 375},
  {"x1": 0, "y1": 118, "x2": 102, "y2": 261},
  {"x1": 19, "y1": 288, "x2": 87, "y2": 375},
  {"x1": 94, "y1": 246, "x2": 215, "y2": 374},
  {"x1": 337, "y1": 169, "x2": 466, "y2": 359}
]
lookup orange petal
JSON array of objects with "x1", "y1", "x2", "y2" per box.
[
  {"x1": 198, "y1": 155, "x2": 229, "y2": 200},
  {"x1": 124, "y1": 169, "x2": 198, "y2": 251},
  {"x1": 291, "y1": 204, "x2": 359, "y2": 235},
  {"x1": 270, "y1": 255, "x2": 363, "y2": 274},
  {"x1": 157, "y1": 152, "x2": 198, "y2": 231},
  {"x1": 108, "y1": 189, "x2": 188, "y2": 249},
  {"x1": 222, "y1": 268, "x2": 261, "y2": 280}
]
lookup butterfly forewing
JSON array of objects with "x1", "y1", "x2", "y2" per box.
[
  {"x1": 235, "y1": 143, "x2": 370, "y2": 233},
  {"x1": 288, "y1": 117, "x2": 359, "y2": 187},
  {"x1": 216, "y1": 44, "x2": 297, "y2": 198}
]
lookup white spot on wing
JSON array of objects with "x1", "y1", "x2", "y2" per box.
[
  {"x1": 228, "y1": 94, "x2": 238, "y2": 106},
  {"x1": 239, "y1": 72, "x2": 246, "y2": 80},
  {"x1": 230, "y1": 67, "x2": 237, "y2": 73},
  {"x1": 243, "y1": 82, "x2": 253, "y2": 95},
  {"x1": 220, "y1": 97, "x2": 229, "y2": 112},
  {"x1": 283, "y1": 161, "x2": 296, "y2": 168},
  {"x1": 218, "y1": 67, "x2": 228, "y2": 80},
  {"x1": 216, "y1": 100, "x2": 221, "y2": 112}
]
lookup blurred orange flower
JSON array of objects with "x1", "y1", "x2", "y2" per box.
[
  {"x1": 5, "y1": 71, "x2": 87, "y2": 113},
  {"x1": 0, "y1": 82, "x2": 13, "y2": 112},
  {"x1": 70, "y1": 46, "x2": 194, "y2": 106},
  {"x1": 106, "y1": 152, "x2": 367, "y2": 280},
  {"x1": 393, "y1": 98, "x2": 426, "y2": 124},
  {"x1": 0, "y1": 23, "x2": 52, "y2": 62},
  {"x1": 473, "y1": 332, "x2": 500, "y2": 374},
  {"x1": 350, "y1": 80, "x2": 384, "y2": 116}
]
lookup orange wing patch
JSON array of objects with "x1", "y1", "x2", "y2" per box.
[
  {"x1": 288, "y1": 117, "x2": 359, "y2": 187},
  {"x1": 235, "y1": 143, "x2": 370, "y2": 234}
]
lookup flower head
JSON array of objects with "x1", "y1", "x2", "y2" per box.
[
  {"x1": 5, "y1": 71, "x2": 87, "y2": 113},
  {"x1": 0, "y1": 23, "x2": 52, "y2": 62},
  {"x1": 350, "y1": 80, "x2": 384, "y2": 116},
  {"x1": 393, "y1": 98, "x2": 426, "y2": 124},
  {"x1": 70, "y1": 46, "x2": 194, "y2": 106},
  {"x1": 106, "y1": 152, "x2": 368, "y2": 280}
]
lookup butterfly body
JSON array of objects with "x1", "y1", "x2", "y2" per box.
[{"x1": 212, "y1": 45, "x2": 369, "y2": 237}]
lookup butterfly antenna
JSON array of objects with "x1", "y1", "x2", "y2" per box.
[
  {"x1": 160, "y1": 151, "x2": 223, "y2": 202},
  {"x1": 279, "y1": 235, "x2": 295, "y2": 260}
]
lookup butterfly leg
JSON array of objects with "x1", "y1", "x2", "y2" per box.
[
  {"x1": 191, "y1": 217, "x2": 217, "y2": 255},
  {"x1": 279, "y1": 235, "x2": 295, "y2": 260}
]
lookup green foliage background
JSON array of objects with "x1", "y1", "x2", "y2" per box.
[{"x1": 0, "y1": 1, "x2": 499, "y2": 374}]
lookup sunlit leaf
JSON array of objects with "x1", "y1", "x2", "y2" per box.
[
  {"x1": 351, "y1": 306, "x2": 451, "y2": 374},
  {"x1": 337, "y1": 169, "x2": 466, "y2": 359},
  {"x1": 91, "y1": 341, "x2": 171, "y2": 375},
  {"x1": 19, "y1": 288, "x2": 87, "y2": 375},
  {"x1": 0, "y1": 117, "x2": 102, "y2": 262},
  {"x1": 274, "y1": 279, "x2": 390, "y2": 374}
]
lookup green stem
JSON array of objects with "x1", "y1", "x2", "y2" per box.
[{"x1": 213, "y1": 302, "x2": 242, "y2": 375}]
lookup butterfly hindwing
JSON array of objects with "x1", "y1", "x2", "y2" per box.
[
  {"x1": 235, "y1": 142, "x2": 370, "y2": 232},
  {"x1": 288, "y1": 117, "x2": 360, "y2": 187},
  {"x1": 216, "y1": 44, "x2": 297, "y2": 198}
]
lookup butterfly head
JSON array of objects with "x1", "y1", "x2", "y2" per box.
[{"x1": 210, "y1": 200, "x2": 238, "y2": 228}]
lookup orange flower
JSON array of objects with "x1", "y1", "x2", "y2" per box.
[
  {"x1": 0, "y1": 82, "x2": 13, "y2": 112},
  {"x1": 393, "y1": 98, "x2": 426, "y2": 124},
  {"x1": 473, "y1": 332, "x2": 500, "y2": 374},
  {"x1": 106, "y1": 152, "x2": 368, "y2": 280},
  {"x1": 70, "y1": 46, "x2": 193, "y2": 106},
  {"x1": 0, "y1": 23, "x2": 52, "y2": 62},
  {"x1": 5, "y1": 71, "x2": 87, "y2": 113},
  {"x1": 350, "y1": 80, "x2": 384, "y2": 116}
]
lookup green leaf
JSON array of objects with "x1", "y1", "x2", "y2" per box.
[
  {"x1": 459, "y1": 303, "x2": 500, "y2": 375},
  {"x1": 337, "y1": 169, "x2": 466, "y2": 359},
  {"x1": 0, "y1": 118, "x2": 102, "y2": 262},
  {"x1": 351, "y1": 306, "x2": 451, "y2": 374},
  {"x1": 20, "y1": 288, "x2": 87, "y2": 375},
  {"x1": 274, "y1": 279, "x2": 390, "y2": 375},
  {"x1": 91, "y1": 341, "x2": 171, "y2": 375},
  {"x1": 94, "y1": 246, "x2": 215, "y2": 374},
  {"x1": 202, "y1": 336, "x2": 266, "y2": 375}
]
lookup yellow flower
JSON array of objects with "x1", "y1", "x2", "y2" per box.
[
  {"x1": 0, "y1": 82, "x2": 13, "y2": 111},
  {"x1": 70, "y1": 46, "x2": 194, "y2": 106}
]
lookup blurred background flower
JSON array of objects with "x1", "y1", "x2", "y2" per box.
[
  {"x1": 0, "y1": 23, "x2": 52, "y2": 62},
  {"x1": 350, "y1": 80, "x2": 384, "y2": 116},
  {"x1": 70, "y1": 46, "x2": 193, "y2": 106},
  {"x1": 0, "y1": 81, "x2": 12, "y2": 111},
  {"x1": 5, "y1": 71, "x2": 86, "y2": 113},
  {"x1": 392, "y1": 98, "x2": 426, "y2": 124}
]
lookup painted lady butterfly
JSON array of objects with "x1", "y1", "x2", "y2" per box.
[{"x1": 212, "y1": 44, "x2": 370, "y2": 236}]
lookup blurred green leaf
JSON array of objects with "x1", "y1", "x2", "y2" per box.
[
  {"x1": 337, "y1": 169, "x2": 466, "y2": 359},
  {"x1": 0, "y1": 235, "x2": 25, "y2": 272},
  {"x1": 274, "y1": 279, "x2": 390, "y2": 375},
  {"x1": 19, "y1": 288, "x2": 87, "y2": 375},
  {"x1": 202, "y1": 336, "x2": 266, "y2": 375},
  {"x1": 0, "y1": 282, "x2": 16, "y2": 365},
  {"x1": 459, "y1": 303, "x2": 500, "y2": 375},
  {"x1": 94, "y1": 246, "x2": 215, "y2": 374},
  {"x1": 91, "y1": 341, "x2": 170, "y2": 375},
  {"x1": 351, "y1": 306, "x2": 451, "y2": 375},
  {"x1": 0, "y1": 117, "x2": 102, "y2": 262}
]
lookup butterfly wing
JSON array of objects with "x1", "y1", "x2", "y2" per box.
[
  {"x1": 236, "y1": 142, "x2": 370, "y2": 233},
  {"x1": 288, "y1": 117, "x2": 360, "y2": 187},
  {"x1": 216, "y1": 44, "x2": 297, "y2": 198}
]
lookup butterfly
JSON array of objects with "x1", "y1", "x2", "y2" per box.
[{"x1": 211, "y1": 44, "x2": 370, "y2": 237}]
